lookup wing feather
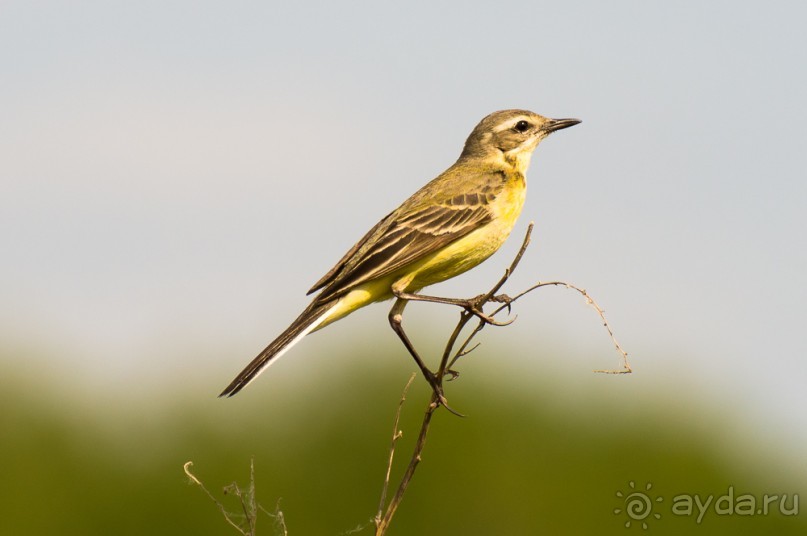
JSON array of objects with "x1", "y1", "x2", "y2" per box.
[
  {"x1": 310, "y1": 169, "x2": 507, "y2": 302},
  {"x1": 307, "y1": 211, "x2": 394, "y2": 295}
]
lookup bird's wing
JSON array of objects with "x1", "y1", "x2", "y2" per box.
[
  {"x1": 309, "y1": 170, "x2": 505, "y2": 302},
  {"x1": 307, "y1": 211, "x2": 394, "y2": 294}
]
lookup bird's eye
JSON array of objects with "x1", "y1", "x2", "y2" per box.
[{"x1": 514, "y1": 120, "x2": 530, "y2": 133}]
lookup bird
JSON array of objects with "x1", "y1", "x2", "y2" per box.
[{"x1": 220, "y1": 109, "x2": 580, "y2": 400}]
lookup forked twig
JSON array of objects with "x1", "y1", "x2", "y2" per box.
[{"x1": 375, "y1": 222, "x2": 633, "y2": 535}]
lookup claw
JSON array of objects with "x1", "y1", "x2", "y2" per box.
[
  {"x1": 437, "y1": 394, "x2": 466, "y2": 417},
  {"x1": 491, "y1": 314, "x2": 517, "y2": 327},
  {"x1": 423, "y1": 371, "x2": 465, "y2": 417},
  {"x1": 469, "y1": 307, "x2": 515, "y2": 326}
]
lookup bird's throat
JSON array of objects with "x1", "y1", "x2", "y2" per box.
[{"x1": 503, "y1": 149, "x2": 534, "y2": 175}]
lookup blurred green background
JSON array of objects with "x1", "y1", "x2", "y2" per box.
[
  {"x1": 2, "y1": 1, "x2": 806, "y2": 534},
  {"x1": 2, "y1": 328, "x2": 804, "y2": 535}
]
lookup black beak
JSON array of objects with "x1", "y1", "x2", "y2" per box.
[{"x1": 544, "y1": 117, "x2": 582, "y2": 133}]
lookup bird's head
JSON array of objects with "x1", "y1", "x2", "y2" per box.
[{"x1": 459, "y1": 110, "x2": 581, "y2": 173}]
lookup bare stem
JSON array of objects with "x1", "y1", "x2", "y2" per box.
[
  {"x1": 375, "y1": 391, "x2": 439, "y2": 536},
  {"x1": 376, "y1": 373, "x2": 417, "y2": 527}
]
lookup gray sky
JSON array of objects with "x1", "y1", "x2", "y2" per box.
[{"x1": 2, "y1": 2, "x2": 806, "y2": 456}]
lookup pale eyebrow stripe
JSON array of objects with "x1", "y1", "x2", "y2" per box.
[{"x1": 492, "y1": 118, "x2": 527, "y2": 132}]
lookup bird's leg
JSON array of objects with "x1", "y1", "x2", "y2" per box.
[
  {"x1": 388, "y1": 298, "x2": 438, "y2": 389},
  {"x1": 392, "y1": 289, "x2": 514, "y2": 327},
  {"x1": 388, "y1": 298, "x2": 463, "y2": 416}
]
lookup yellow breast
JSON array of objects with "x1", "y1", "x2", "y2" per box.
[{"x1": 402, "y1": 170, "x2": 526, "y2": 291}]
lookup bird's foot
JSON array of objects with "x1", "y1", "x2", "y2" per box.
[{"x1": 423, "y1": 370, "x2": 464, "y2": 417}]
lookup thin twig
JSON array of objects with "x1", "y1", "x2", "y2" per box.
[
  {"x1": 439, "y1": 222, "x2": 535, "y2": 375},
  {"x1": 184, "y1": 461, "x2": 251, "y2": 536},
  {"x1": 258, "y1": 499, "x2": 289, "y2": 536},
  {"x1": 495, "y1": 281, "x2": 631, "y2": 374},
  {"x1": 445, "y1": 223, "x2": 535, "y2": 371},
  {"x1": 186, "y1": 459, "x2": 289, "y2": 536},
  {"x1": 249, "y1": 458, "x2": 257, "y2": 535},
  {"x1": 445, "y1": 227, "x2": 632, "y2": 374},
  {"x1": 478, "y1": 221, "x2": 535, "y2": 304},
  {"x1": 376, "y1": 373, "x2": 417, "y2": 527},
  {"x1": 375, "y1": 390, "x2": 439, "y2": 535}
]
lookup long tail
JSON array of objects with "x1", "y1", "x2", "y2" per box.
[{"x1": 219, "y1": 299, "x2": 337, "y2": 397}]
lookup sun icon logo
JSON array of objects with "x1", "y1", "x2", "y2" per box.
[{"x1": 614, "y1": 481, "x2": 663, "y2": 529}]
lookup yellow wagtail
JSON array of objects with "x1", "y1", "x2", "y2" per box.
[{"x1": 220, "y1": 109, "x2": 580, "y2": 400}]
